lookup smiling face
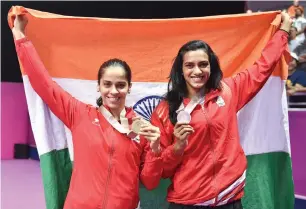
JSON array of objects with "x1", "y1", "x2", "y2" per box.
[
  {"x1": 97, "y1": 65, "x2": 131, "y2": 112},
  {"x1": 182, "y1": 49, "x2": 211, "y2": 97}
]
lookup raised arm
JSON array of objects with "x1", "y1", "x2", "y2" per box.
[
  {"x1": 12, "y1": 15, "x2": 82, "y2": 129},
  {"x1": 226, "y1": 12, "x2": 292, "y2": 111}
]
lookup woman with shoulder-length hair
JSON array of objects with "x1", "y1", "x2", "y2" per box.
[{"x1": 151, "y1": 12, "x2": 292, "y2": 209}]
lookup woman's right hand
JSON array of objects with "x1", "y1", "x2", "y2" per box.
[
  {"x1": 12, "y1": 14, "x2": 28, "y2": 39},
  {"x1": 173, "y1": 122, "x2": 194, "y2": 154}
]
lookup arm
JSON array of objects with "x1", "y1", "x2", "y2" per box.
[
  {"x1": 229, "y1": 13, "x2": 292, "y2": 111},
  {"x1": 231, "y1": 30, "x2": 289, "y2": 111},
  {"x1": 150, "y1": 109, "x2": 184, "y2": 179},
  {"x1": 296, "y1": 25, "x2": 306, "y2": 36},
  {"x1": 298, "y1": 54, "x2": 306, "y2": 63},
  {"x1": 288, "y1": 83, "x2": 306, "y2": 95},
  {"x1": 12, "y1": 16, "x2": 81, "y2": 129},
  {"x1": 139, "y1": 141, "x2": 163, "y2": 190},
  {"x1": 297, "y1": 30, "x2": 304, "y2": 36},
  {"x1": 295, "y1": 84, "x2": 306, "y2": 92}
]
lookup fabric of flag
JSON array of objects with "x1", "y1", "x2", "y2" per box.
[{"x1": 8, "y1": 6, "x2": 294, "y2": 209}]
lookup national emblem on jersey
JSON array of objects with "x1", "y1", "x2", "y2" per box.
[{"x1": 133, "y1": 95, "x2": 163, "y2": 121}]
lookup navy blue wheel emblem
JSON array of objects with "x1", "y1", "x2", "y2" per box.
[{"x1": 133, "y1": 95, "x2": 163, "y2": 121}]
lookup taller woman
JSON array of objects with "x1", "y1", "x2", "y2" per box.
[{"x1": 152, "y1": 12, "x2": 292, "y2": 209}]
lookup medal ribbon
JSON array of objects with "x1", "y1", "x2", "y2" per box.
[
  {"x1": 100, "y1": 106, "x2": 140, "y2": 142},
  {"x1": 176, "y1": 94, "x2": 205, "y2": 115}
]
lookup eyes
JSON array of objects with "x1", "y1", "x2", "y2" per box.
[
  {"x1": 103, "y1": 81, "x2": 127, "y2": 89},
  {"x1": 184, "y1": 61, "x2": 209, "y2": 69}
]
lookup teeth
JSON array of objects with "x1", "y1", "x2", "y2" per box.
[
  {"x1": 108, "y1": 97, "x2": 119, "y2": 101},
  {"x1": 191, "y1": 76, "x2": 203, "y2": 82}
]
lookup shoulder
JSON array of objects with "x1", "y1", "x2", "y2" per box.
[
  {"x1": 78, "y1": 104, "x2": 100, "y2": 117},
  {"x1": 221, "y1": 78, "x2": 235, "y2": 93},
  {"x1": 150, "y1": 99, "x2": 172, "y2": 126},
  {"x1": 126, "y1": 106, "x2": 137, "y2": 118},
  {"x1": 152, "y1": 99, "x2": 169, "y2": 116}
]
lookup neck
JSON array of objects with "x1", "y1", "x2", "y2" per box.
[
  {"x1": 110, "y1": 109, "x2": 122, "y2": 121},
  {"x1": 101, "y1": 104, "x2": 125, "y2": 121},
  {"x1": 186, "y1": 86, "x2": 205, "y2": 99}
]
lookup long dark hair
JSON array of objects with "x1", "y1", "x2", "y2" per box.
[
  {"x1": 96, "y1": 58, "x2": 132, "y2": 106},
  {"x1": 165, "y1": 40, "x2": 223, "y2": 125}
]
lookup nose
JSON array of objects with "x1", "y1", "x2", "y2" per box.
[
  {"x1": 193, "y1": 66, "x2": 203, "y2": 74},
  {"x1": 110, "y1": 85, "x2": 119, "y2": 94}
]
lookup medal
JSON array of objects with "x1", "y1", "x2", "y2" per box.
[
  {"x1": 131, "y1": 119, "x2": 147, "y2": 134},
  {"x1": 177, "y1": 110, "x2": 191, "y2": 123}
]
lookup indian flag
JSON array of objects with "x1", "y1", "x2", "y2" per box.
[{"x1": 8, "y1": 6, "x2": 294, "y2": 209}]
